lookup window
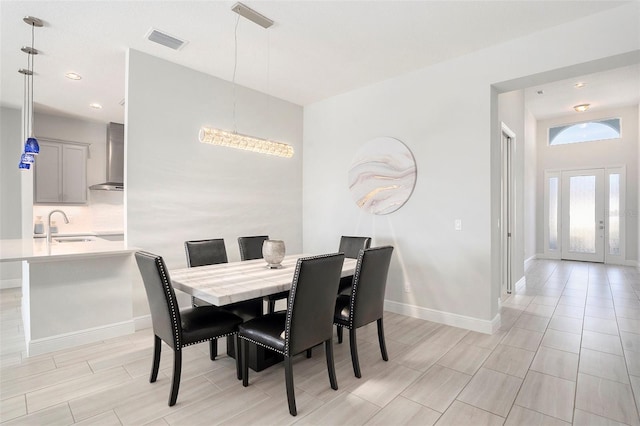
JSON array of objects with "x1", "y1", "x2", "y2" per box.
[{"x1": 549, "y1": 118, "x2": 621, "y2": 146}]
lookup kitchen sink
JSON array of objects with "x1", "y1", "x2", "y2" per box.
[{"x1": 54, "y1": 236, "x2": 97, "y2": 243}]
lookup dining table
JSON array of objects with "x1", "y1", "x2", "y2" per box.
[{"x1": 170, "y1": 253, "x2": 357, "y2": 371}]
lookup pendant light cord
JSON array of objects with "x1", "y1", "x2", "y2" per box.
[
  {"x1": 232, "y1": 14, "x2": 240, "y2": 134},
  {"x1": 30, "y1": 22, "x2": 35, "y2": 137}
]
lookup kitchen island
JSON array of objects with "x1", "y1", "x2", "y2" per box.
[{"x1": 0, "y1": 237, "x2": 137, "y2": 356}]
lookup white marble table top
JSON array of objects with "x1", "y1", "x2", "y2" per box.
[{"x1": 170, "y1": 254, "x2": 357, "y2": 306}]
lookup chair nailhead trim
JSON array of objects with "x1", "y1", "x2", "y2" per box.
[
  {"x1": 347, "y1": 249, "x2": 365, "y2": 329},
  {"x1": 239, "y1": 335, "x2": 285, "y2": 355},
  {"x1": 182, "y1": 331, "x2": 237, "y2": 348},
  {"x1": 156, "y1": 256, "x2": 182, "y2": 349}
]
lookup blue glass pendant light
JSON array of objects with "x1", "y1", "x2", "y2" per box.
[{"x1": 18, "y1": 16, "x2": 42, "y2": 169}]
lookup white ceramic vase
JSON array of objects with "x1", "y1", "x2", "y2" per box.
[{"x1": 262, "y1": 240, "x2": 285, "y2": 268}]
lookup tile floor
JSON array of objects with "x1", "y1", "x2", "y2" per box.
[{"x1": 0, "y1": 259, "x2": 639, "y2": 425}]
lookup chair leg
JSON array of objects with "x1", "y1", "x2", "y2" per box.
[
  {"x1": 324, "y1": 339, "x2": 338, "y2": 390},
  {"x1": 337, "y1": 325, "x2": 343, "y2": 344},
  {"x1": 150, "y1": 335, "x2": 161, "y2": 383},
  {"x1": 169, "y1": 349, "x2": 182, "y2": 406},
  {"x1": 306, "y1": 348, "x2": 312, "y2": 358},
  {"x1": 242, "y1": 338, "x2": 250, "y2": 387},
  {"x1": 234, "y1": 334, "x2": 242, "y2": 380},
  {"x1": 268, "y1": 299, "x2": 276, "y2": 314},
  {"x1": 377, "y1": 318, "x2": 389, "y2": 361},
  {"x1": 209, "y1": 338, "x2": 218, "y2": 361},
  {"x1": 284, "y1": 356, "x2": 297, "y2": 416},
  {"x1": 349, "y1": 328, "x2": 361, "y2": 378}
]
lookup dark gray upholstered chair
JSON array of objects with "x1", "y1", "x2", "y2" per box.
[
  {"x1": 334, "y1": 246, "x2": 393, "y2": 378},
  {"x1": 135, "y1": 251, "x2": 243, "y2": 406},
  {"x1": 238, "y1": 235, "x2": 288, "y2": 314},
  {"x1": 184, "y1": 239, "x2": 262, "y2": 360},
  {"x1": 337, "y1": 236, "x2": 371, "y2": 295},
  {"x1": 239, "y1": 253, "x2": 345, "y2": 416}
]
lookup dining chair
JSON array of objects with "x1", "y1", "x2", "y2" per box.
[
  {"x1": 334, "y1": 245, "x2": 394, "y2": 378},
  {"x1": 135, "y1": 251, "x2": 244, "y2": 406},
  {"x1": 238, "y1": 235, "x2": 288, "y2": 313},
  {"x1": 184, "y1": 239, "x2": 263, "y2": 361},
  {"x1": 337, "y1": 236, "x2": 371, "y2": 295},
  {"x1": 239, "y1": 253, "x2": 345, "y2": 416}
]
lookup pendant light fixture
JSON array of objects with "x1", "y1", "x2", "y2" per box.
[
  {"x1": 198, "y1": 2, "x2": 294, "y2": 159},
  {"x1": 18, "y1": 16, "x2": 43, "y2": 170}
]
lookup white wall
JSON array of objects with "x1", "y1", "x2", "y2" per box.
[
  {"x1": 0, "y1": 107, "x2": 23, "y2": 287},
  {"x1": 126, "y1": 50, "x2": 303, "y2": 317},
  {"x1": 303, "y1": 3, "x2": 639, "y2": 331},
  {"x1": 535, "y1": 105, "x2": 639, "y2": 262}
]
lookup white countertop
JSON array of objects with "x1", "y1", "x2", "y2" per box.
[{"x1": 0, "y1": 238, "x2": 137, "y2": 263}]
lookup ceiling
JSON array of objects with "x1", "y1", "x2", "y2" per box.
[{"x1": 0, "y1": 1, "x2": 637, "y2": 125}]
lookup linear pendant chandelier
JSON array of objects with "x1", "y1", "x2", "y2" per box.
[{"x1": 198, "y1": 2, "x2": 293, "y2": 159}]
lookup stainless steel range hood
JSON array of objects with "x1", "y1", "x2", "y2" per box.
[{"x1": 90, "y1": 122, "x2": 124, "y2": 191}]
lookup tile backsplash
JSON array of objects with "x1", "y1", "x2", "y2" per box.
[{"x1": 33, "y1": 190, "x2": 124, "y2": 235}]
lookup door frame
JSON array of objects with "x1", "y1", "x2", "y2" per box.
[
  {"x1": 500, "y1": 123, "x2": 516, "y2": 296},
  {"x1": 542, "y1": 165, "x2": 627, "y2": 264}
]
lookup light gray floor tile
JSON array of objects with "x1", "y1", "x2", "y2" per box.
[
  {"x1": 1, "y1": 402, "x2": 74, "y2": 426},
  {"x1": 436, "y1": 343, "x2": 491, "y2": 375},
  {"x1": 617, "y1": 317, "x2": 640, "y2": 334},
  {"x1": 73, "y1": 410, "x2": 122, "y2": 426},
  {"x1": 548, "y1": 315, "x2": 583, "y2": 334},
  {"x1": 506, "y1": 405, "x2": 570, "y2": 426},
  {"x1": 434, "y1": 400, "x2": 504, "y2": 426},
  {"x1": 630, "y1": 375, "x2": 640, "y2": 416},
  {"x1": 364, "y1": 396, "x2": 441, "y2": 426},
  {"x1": 459, "y1": 330, "x2": 506, "y2": 350},
  {"x1": 579, "y1": 348, "x2": 630, "y2": 384},
  {"x1": 581, "y1": 330, "x2": 624, "y2": 355},
  {"x1": 501, "y1": 327, "x2": 544, "y2": 352},
  {"x1": 553, "y1": 304, "x2": 585, "y2": 319},
  {"x1": 482, "y1": 344, "x2": 535, "y2": 379},
  {"x1": 515, "y1": 371, "x2": 575, "y2": 422},
  {"x1": 524, "y1": 303, "x2": 556, "y2": 317},
  {"x1": 620, "y1": 331, "x2": 640, "y2": 352},
  {"x1": 295, "y1": 393, "x2": 380, "y2": 425},
  {"x1": 348, "y1": 362, "x2": 422, "y2": 407},
  {"x1": 573, "y1": 409, "x2": 630, "y2": 426},
  {"x1": 585, "y1": 305, "x2": 617, "y2": 320},
  {"x1": 401, "y1": 364, "x2": 471, "y2": 413},
  {"x1": 586, "y1": 296, "x2": 614, "y2": 308},
  {"x1": 530, "y1": 346, "x2": 578, "y2": 381},
  {"x1": 513, "y1": 314, "x2": 550, "y2": 333},
  {"x1": 575, "y1": 373, "x2": 640, "y2": 425},
  {"x1": 457, "y1": 367, "x2": 522, "y2": 417},
  {"x1": 0, "y1": 394, "x2": 27, "y2": 423},
  {"x1": 558, "y1": 295, "x2": 586, "y2": 308},
  {"x1": 625, "y1": 350, "x2": 640, "y2": 377},
  {"x1": 583, "y1": 316, "x2": 619, "y2": 336},
  {"x1": 616, "y1": 307, "x2": 640, "y2": 321},
  {"x1": 541, "y1": 328, "x2": 582, "y2": 354}
]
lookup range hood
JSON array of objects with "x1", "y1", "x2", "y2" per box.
[{"x1": 90, "y1": 122, "x2": 124, "y2": 191}]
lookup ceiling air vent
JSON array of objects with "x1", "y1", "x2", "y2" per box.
[{"x1": 145, "y1": 28, "x2": 188, "y2": 51}]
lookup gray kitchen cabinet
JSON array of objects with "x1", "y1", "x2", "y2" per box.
[{"x1": 34, "y1": 139, "x2": 88, "y2": 204}]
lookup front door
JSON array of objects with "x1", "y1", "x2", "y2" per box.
[{"x1": 561, "y1": 169, "x2": 605, "y2": 262}]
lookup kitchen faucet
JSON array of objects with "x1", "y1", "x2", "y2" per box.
[{"x1": 47, "y1": 209, "x2": 70, "y2": 244}]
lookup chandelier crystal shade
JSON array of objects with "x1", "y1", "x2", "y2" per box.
[{"x1": 199, "y1": 127, "x2": 294, "y2": 158}]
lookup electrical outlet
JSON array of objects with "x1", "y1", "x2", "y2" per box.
[
  {"x1": 404, "y1": 282, "x2": 411, "y2": 292},
  {"x1": 455, "y1": 219, "x2": 462, "y2": 231}
]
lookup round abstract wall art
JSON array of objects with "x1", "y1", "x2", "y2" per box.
[{"x1": 348, "y1": 137, "x2": 417, "y2": 215}]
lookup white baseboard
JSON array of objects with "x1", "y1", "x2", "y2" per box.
[
  {"x1": 0, "y1": 278, "x2": 22, "y2": 289},
  {"x1": 134, "y1": 315, "x2": 152, "y2": 331},
  {"x1": 524, "y1": 255, "x2": 537, "y2": 269},
  {"x1": 384, "y1": 299, "x2": 501, "y2": 335},
  {"x1": 27, "y1": 321, "x2": 135, "y2": 357}
]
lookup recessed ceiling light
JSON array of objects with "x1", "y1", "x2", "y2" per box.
[
  {"x1": 536, "y1": 90, "x2": 544, "y2": 95},
  {"x1": 573, "y1": 103, "x2": 590, "y2": 112},
  {"x1": 65, "y1": 72, "x2": 82, "y2": 80},
  {"x1": 574, "y1": 82, "x2": 587, "y2": 89},
  {"x1": 89, "y1": 103, "x2": 102, "y2": 110}
]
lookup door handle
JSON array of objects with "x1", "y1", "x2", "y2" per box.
[{"x1": 599, "y1": 225, "x2": 605, "y2": 229}]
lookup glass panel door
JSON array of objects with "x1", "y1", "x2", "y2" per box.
[{"x1": 561, "y1": 169, "x2": 605, "y2": 262}]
